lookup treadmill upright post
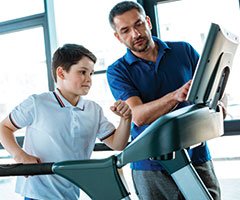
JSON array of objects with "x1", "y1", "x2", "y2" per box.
[{"x1": 159, "y1": 149, "x2": 213, "y2": 200}]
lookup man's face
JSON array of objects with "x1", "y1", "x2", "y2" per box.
[{"x1": 113, "y1": 9, "x2": 152, "y2": 53}]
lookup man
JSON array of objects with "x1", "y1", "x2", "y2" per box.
[{"x1": 107, "y1": 1, "x2": 221, "y2": 199}]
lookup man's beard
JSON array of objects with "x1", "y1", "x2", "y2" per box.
[{"x1": 129, "y1": 36, "x2": 150, "y2": 52}]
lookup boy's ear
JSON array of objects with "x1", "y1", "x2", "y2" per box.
[{"x1": 56, "y1": 66, "x2": 65, "y2": 79}]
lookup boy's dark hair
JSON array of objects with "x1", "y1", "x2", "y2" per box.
[
  {"x1": 52, "y1": 44, "x2": 97, "y2": 82},
  {"x1": 109, "y1": 1, "x2": 146, "y2": 30}
]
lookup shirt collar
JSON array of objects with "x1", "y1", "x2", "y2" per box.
[
  {"x1": 53, "y1": 89, "x2": 85, "y2": 110},
  {"x1": 124, "y1": 36, "x2": 170, "y2": 65}
]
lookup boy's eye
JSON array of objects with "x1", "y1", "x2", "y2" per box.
[
  {"x1": 79, "y1": 71, "x2": 86, "y2": 75},
  {"x1": 79, "y1": 70, "x2": 94, "y2": 76}
]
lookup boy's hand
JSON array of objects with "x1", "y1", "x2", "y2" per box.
[
  {"x1": 14, "y1": 151, "x2": 41, "y2": 164},
  {"x1": 14, "y1": 152, "x2": 41, "y2": 178},
  {"x1": 110, "y1": 100, "x2": 132, "y2": 120}
]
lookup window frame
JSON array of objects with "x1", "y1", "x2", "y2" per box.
[{"x1": 0, "y1": 0, "x2": 57, "y2": 91}]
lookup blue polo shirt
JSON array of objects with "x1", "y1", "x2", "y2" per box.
[{"x1": 107, "y1": 36, "x2": 211, "y2": 170}]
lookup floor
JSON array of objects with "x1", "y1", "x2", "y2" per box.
[{"x1": 214, "y1": 160, "x2": 240, "y2": 200}]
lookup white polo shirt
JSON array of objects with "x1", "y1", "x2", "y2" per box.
[{"x1": 10, "y1": 90, "x2": 115, "y2": 200}]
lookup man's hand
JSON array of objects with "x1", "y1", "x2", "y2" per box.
[{"x1": 174, "y1": 80, "x2": 192, "y2": 103}]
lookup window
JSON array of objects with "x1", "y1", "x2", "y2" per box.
[
  {"x1": 53, "y1": 0, "x2": 132, "y2": 126},
  {"x1": 157, "y1": 0, "x2": 240, "y2": 120},
  {"x1": 0, "y1": 1, "x2": 53, "y2": 199},
  {"x1": 0, "y1": 27, "x2": 48, "y2": 118},
  {"x1": 0, "y1": 25, "x2": 49, "y2": 200},
  {"x1": 0, "y1": 0, "x2": 44, "y2": 22}
]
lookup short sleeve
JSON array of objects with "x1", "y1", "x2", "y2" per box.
[
  {"x1": 107, "y1": 62, "x2": 140, "y2": 101},
  {"x1": 10, "y1": 95, "x2": 35, "y2": 128},
  {"x1": 185, "y1": 42, "x2": 200, "y2": 73},
  {"x1": 96, "y1": 106, "x2": 115, "y2": 141}
]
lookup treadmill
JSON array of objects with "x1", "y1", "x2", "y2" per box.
[
  {"x1": 0, "y1": 23, "x2": 239, "y2": 200},
  {"x1": 0, "y1": 104, "x2": 224, "y2": 200}
]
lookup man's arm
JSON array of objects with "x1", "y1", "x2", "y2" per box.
[{"x1": 126, "y1": 80, "x2": 191, "y2": 126}]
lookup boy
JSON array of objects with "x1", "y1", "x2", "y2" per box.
[{"x1": 0, "y1": 44, "x2": 132, "y2": 200}]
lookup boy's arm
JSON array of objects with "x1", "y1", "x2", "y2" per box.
[
  {"x1": 103, "y1": 100, "x2": 132, "y2": 151},
  {"x1": 0, "y1": 116, "x2": 40, "y2": 164}
]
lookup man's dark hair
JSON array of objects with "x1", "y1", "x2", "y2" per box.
[
  {"x1": 51, "y1": 44, "x2": 97, "y2": 82},
  {"x1": 109, "y1": 1, "x2": 146, "y2": 30}
]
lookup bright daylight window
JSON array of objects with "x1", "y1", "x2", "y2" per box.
[
  {"x1": 0, "y1": 31, "x2": 48, "y2": 197},
  {"x1": 0, "y1": 28, "x2": 48, "y2": 115},
  {"x1": 0, "y1": 0, "x2": 43, "y2": 22},
  {"x1": 157, "y1": 0, "x2": 240, "y2": 120}
]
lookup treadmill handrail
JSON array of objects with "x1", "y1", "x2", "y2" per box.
[{"x1": 117, "y1": 104, "x2": 223, "y2": 167}]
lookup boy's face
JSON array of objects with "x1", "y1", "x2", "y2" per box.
[{"x1": 57, "y1": 56, "x2": 94, "y2": 96}]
